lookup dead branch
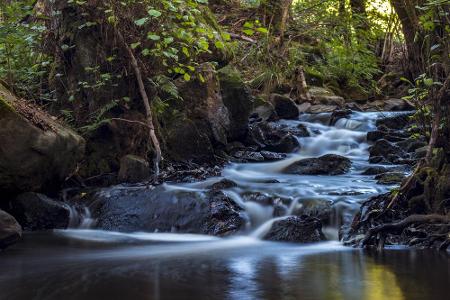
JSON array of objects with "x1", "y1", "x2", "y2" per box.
[
  {"x1": 115, "y1": 30, "x2": 162, "y2": 175},
  {"x1": 228, "y1": 32, "x2": 257, "y2": 44}
]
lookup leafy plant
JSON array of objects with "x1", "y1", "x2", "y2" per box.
[{"x1": 0, "y1": 0, "x2": 51, "y2": 100}]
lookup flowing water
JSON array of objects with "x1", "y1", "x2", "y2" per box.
[{"x1": 1, "y1": 111, "x2": 449, "y2": 300}]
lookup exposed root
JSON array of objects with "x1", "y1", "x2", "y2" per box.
[{"x1": 361, "y1": 214, "x2": 450, "y2": 249}]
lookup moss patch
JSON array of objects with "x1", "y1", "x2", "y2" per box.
[{"x1": 0, "y1": 84, "x2": 15, "y2": 113}]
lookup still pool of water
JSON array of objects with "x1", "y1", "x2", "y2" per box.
[{"x1": 0, "y1": 233, "x2": 449, "y2": 300}]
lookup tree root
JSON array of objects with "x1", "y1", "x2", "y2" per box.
[{"x1": 361, "y1": 214, "x2": 450, "y2": 249}]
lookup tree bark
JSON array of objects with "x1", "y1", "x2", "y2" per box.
[
  {"x1": 261, "y1": 0, "x2": 293, "y2": 42},
  {"x1": 390, "y1": 0, "x2": 425, "y2": 78}
]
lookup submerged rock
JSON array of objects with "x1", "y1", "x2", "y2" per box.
[
  {"x1": 283, "y1": 154, "x2": 352, "y2": 175},
  {"x1": 89, "y1": 186, "x2": 248, "y2": 236},
  {"x1": 0, "y1": 209, "x2": 22, "y2": 249},
  {"x1": 10, "y1": 193, "x2": 70, "y2": 231},
  {"x1": 0, "y1": 84, "x2": 85, "y2": 194},
  {"x1": 270, "y1": 94, "x2": 299, "y2": 120},
  {"x1": 264, "y1": 216, "x2": 326, "y2": 243}
]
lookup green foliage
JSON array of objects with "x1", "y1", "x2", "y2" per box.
[
  {"x1": 0, "y1": 0, "x2": 51, "y2": 100},
  {"x1": 315, "y1": 39, "x2": 381, "y2": 92},
  {"x1": 290, "y1": 0, "x2": 384, "y2": 93},
  {"x1": 100, "y1": 0, "x2": 229, "y2": 82},
  {"x1": 402, "y1": 74, "x2": 434, "y2": 138}
]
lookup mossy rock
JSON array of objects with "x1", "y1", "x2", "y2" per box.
[
  {"x1": 165, "y1": 118, "x2": 215, "y2": 162},
  {"x1": 0, "y1": 84, "x2": 15, "y2": 113},
  {"x1": 217, "y1": 65, "x2": 254, "y2": 140},
  {"x1": 0, "y1": 84, "x2": 85, "y2": 194}
]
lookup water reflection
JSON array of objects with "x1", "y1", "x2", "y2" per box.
[{"x1": 1, "y1": 234, "x2": 448, "y2": 300}]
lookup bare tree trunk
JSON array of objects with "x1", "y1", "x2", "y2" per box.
[
  {"x1": 261, "y1": 0, "x2": 293, "y2": 43},
  {"x1": 116, "y1": 30, "x2": 162, "y2": 175}
]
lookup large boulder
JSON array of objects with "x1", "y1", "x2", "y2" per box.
[
  {"x1": 264, "y1": 133, "x2": 300, "y2": 153},
  {"x1": 309, "y1": 86, "x2": 345, "y2": 107},
  {"x1": 292, "y1": 198, "x2": 333, "y2": 223},
  {"x1": 376, "y1": 113, "x2": 412, "y2": 130},
  {"x1": 10, "y1": 193, "x2": 71, "y2": 230},
  {"x1": 177, "y1": 63, "x2": 230, "y2": 146},
  {"x1": 88, "y1": 186, "x2": 248, "y2": 236},
  {"x1": 0, "y1": 84, "x2": 85, "y2": 194},
  {"x1": 369, "y1": 139, "x2": 406, "y2": 164},
  {"x1": 283, "y1": 154, "x2": 352, "y2": 175},
  {"x1": 270, "y1": 94, "x2": 299, "y2": 120},
  {"x1": 218, "y1": 66, "x2": 254, "y2": 140},
  {"x1": 0, "y1": 209, "x2": 22, "y2": 249},
  {"x1": 164, "y1": 64, "x2": 230, "y2": 162},
  {"x1": 263, "y1": 215, "x2": 326, "y2": 243},
  {"x1": 117, "y1": 154, "x2": 150, "y2": 183},
  {"x1": 165, "y1": 118, "x2": 215, "y2": 162},
  {"x1": 247, "y1": 122, "x2": 300, "y2": 153},
  {"x1": 383, "y1": 98, "x2": 415, "y2": 111}
]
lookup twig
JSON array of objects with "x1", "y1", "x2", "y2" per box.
[
  {"x1": 228, "y1": 32, "x2": 257, "y2": 44},
  {"x1": 111, "y1": 117, "x2": 149, "y2": 128}
]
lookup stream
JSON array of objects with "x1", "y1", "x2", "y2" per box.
[{"x1": 1, "y1": 111, "x2": 449, "y2": 300}]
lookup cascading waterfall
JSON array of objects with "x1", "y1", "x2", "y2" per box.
[
  {"x1": 61, "y1": 111, "x2": 406, "y2": 242},
  {"x1": 174, "y1": 111, "x2": 404, "y2": 239}
]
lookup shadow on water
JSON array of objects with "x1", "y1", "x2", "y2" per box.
[{"x1": 0, "y1": 233, "x2": 449, "y2": 300}]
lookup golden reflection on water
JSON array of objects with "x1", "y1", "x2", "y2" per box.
[{"x1": 363, "y1": 263, "x2": 404, "y2": 300}]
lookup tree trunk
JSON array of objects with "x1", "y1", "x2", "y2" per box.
[
  {"x1": 261, "y1": 0, "x2": 293, "y2": 42},
  {"x1": 390, "y1": 0, "x2": 425, "y2": 79}
]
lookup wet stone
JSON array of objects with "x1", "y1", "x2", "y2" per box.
[
  {"x1": 232, "y1": 151, "x2": 265, "y2": 162},
  {"x1": 260, "y1": 151, "x2": 287, "y2": 161},
  {"x1": 264, "y1": 216, "x2": 326, "y2": 243}
]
